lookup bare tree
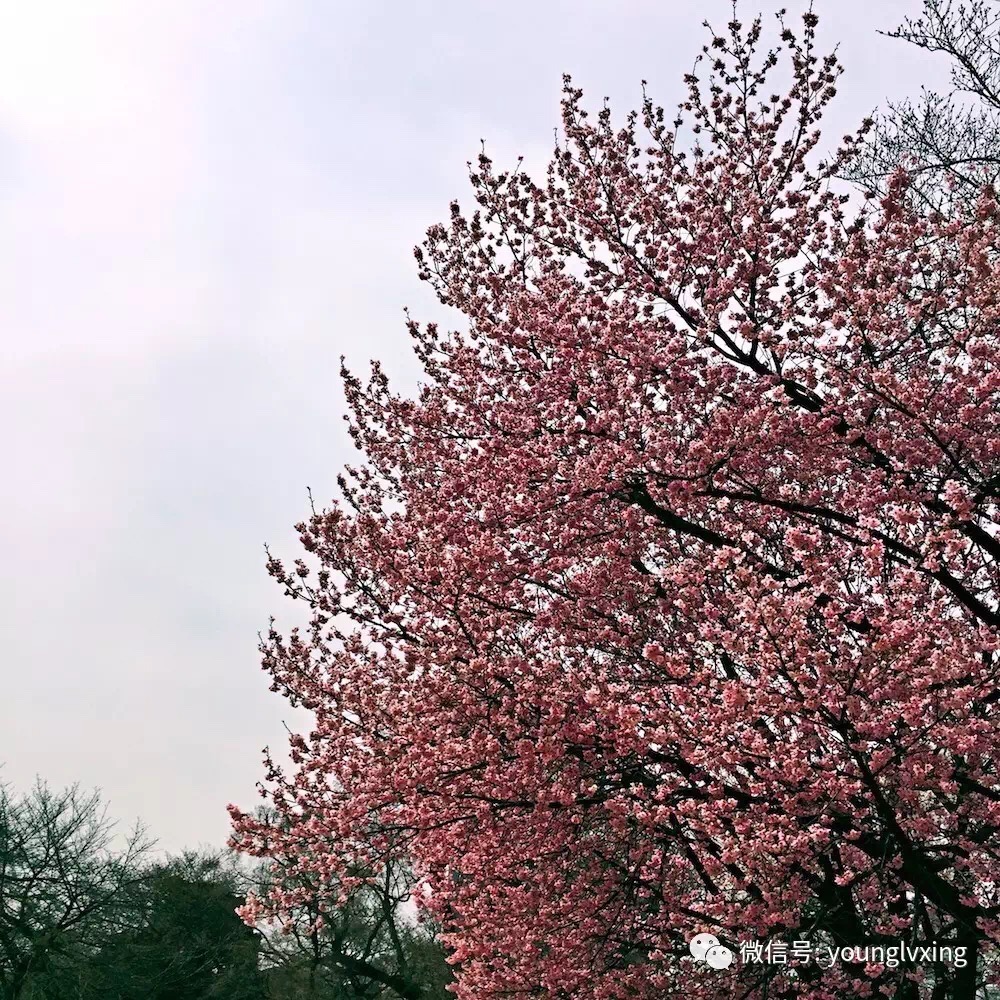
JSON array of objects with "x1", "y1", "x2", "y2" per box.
[
  {"x1": 0, "y1": 779, "x2": 151, "y2": 1000},
  {"x1": 235, "y1": 810, "x2": 452, "y2": 1000},
  {"x1": 846, "y1": 0, "x2": 1000, "y2": 211}
]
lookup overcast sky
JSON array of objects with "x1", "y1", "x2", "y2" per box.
[{"x1": 0, "y1": 0, "x2": 953, "y2": 855}]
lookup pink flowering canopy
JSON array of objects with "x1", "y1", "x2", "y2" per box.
[{"x1": 230, "y1": 12, "x2": 1000, "y2": 999}]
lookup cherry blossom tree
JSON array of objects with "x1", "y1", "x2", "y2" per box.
[{"x1": 230, "y1": 11, "x2": 1000, "y2": 999}]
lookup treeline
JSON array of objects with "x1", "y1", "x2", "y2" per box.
[{"x1": 0, "y1": 780, "x2": 452, "y2": 1000}]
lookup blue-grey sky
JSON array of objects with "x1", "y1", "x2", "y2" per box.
[{"x1": 0, "y1": 1, "x2": 952, "y2": 855}]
